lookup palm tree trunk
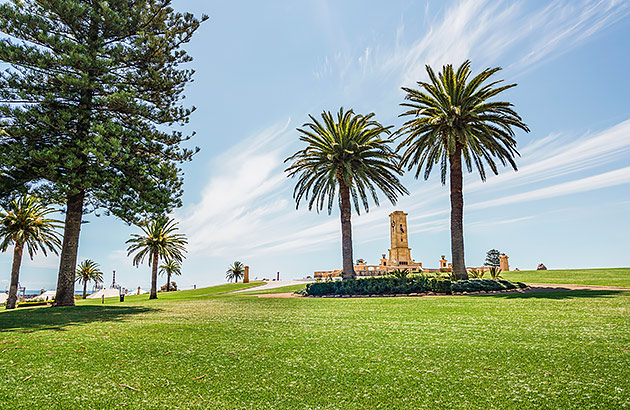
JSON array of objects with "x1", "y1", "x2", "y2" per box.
[
  {"x1": 338, "y1": 178, "x2": 355, "y2": 280},
  {"x1": 166, "y1": 272, "x2": 171, "y2": 292},
  {"x1": 53, "y1": 190, "x2": 85, "y2": 307},
  {"x1": 150, "y1": 252, "x2": 158, "y2": 299},
  {"x1": 6, "y1": 243, "x2": 24, "y2": 310},
  {"x1": 82, "y1": 280, "x2": 87, "y2": 299},
  {"x1": 449, "y1": 148, "x2": 468, "y2": 280}
]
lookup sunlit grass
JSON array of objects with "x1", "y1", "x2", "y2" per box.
[
  {"x1": 1, "y1": 277, "x2": 628, "y2": 409},
  {"x1": 503, "y1": 267, "x2": 630, "y2": 287}
]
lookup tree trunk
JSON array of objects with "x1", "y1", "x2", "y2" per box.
[
  {"x1": 150, "y1": 252, "x2": 158, "y2": 299},
  {"x1": 166, "y1": 272, "x2": 171, "y2": 292},
  {"x1": 82, "y1": 280, "x2": 87, "y2": 299},
  {"x1": 338, "y1": 178, "x2": 355, "y2": 280},
  {"x1": 53, "y1": 190, "x2": 85, "y2": 307},
  {"x1": 449, "y1": 148, "x2": 468, "y2": 280},
  {"x1": 6, "y1": 243, "x2": 24, "y2": 310}
]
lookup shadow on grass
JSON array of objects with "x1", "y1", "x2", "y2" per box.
[
  {"x1": 487, "y1": 289, "x2": 627, "y2": 299},
  {"x1": 0, "y1": 305, "x2": 158, "y2": 333}
]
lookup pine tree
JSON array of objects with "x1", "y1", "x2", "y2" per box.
[
  {"x1": 0, "y1": 1, "x2": 207, "y2": 306},
  {"x1": 484, "y1": 249, "x2": 501, "y2": 267}
]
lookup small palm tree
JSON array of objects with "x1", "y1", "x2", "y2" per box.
[
  {"x1": 0, "y1": 196, "x2": 62, "y2": 309},
  {"x1": 226, "y1": 261, "x2": 245, "y2": 283},
  {"x1": 396, "y1": 61, "x2": 529, "y2": 280},
  {"x1": 285, "y1": 108, "x2": 408, "y2": 280},
  {"x1": 75, "y1": 259, "x2": 104, "y2": 299},
  {"x1": 159, "y1": 260, "x2": 181, "y2": 292},
  {"x1": 126, "y1": 216, "x2": 187, "y2": 299},
  {"x1": 389, "y1": 268, "x2": 409, "y2": 278}
]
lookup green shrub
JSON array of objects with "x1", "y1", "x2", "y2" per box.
[
  {"x1": 17, "y1": 300, "x2": 50, "y2": 308},
  {"x1": 451, "y1": 279, "x2": 522, "y2": 293},
  {"x1": 304, "y1": 276, "x2": 452, "y2": 296}
]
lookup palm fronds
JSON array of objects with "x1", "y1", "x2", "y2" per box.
[
  {"x1": 396, "y1": 60, "x2": 529, "y2": 183},
  {"x1": 0, "y1": 195, "x2": 63, "y2": 258},
  {"x1": 285, "y1": 107, "x2": 408, "y2": 214},
  {"x1": 226, "y1": 261, "x2": 245, "y2": 283}
]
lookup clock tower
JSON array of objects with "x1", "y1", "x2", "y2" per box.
[{"x1": 388, "y1": 211, "x2": 414, "y2": 266}]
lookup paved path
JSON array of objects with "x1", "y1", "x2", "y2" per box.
[{"x1": 230, "y1": 280, "x2": 313, "y2": 294}]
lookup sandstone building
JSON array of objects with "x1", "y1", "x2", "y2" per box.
[{"x1": 314, "y1": 210, "x2": 508, "y2": 279}]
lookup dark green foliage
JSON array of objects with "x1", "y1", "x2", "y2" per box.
[
  {"x1": 0, "y1": 0, "x2": 206, "y2": 305},
  {"x1": 304, "y1": 276, "x2": 452, "y2": 296},
  {"x1": 225, "y1": 261, "x2": 245, "y2": 283},
  {"x1": 0, "y1": 0, "x2": 206, "y2": 217},
  {"x1": 306, "y1": 277, "x2": 526, "y2": 295},
  {"x1": 451, "y1": 279, "x2": 525, "y2": 293},
  {"x1": 485, "y1": 249, "x2": 501, "y2": 267},
  {"x1": 284, "y1": 108, "x2": 408, "y2": 215}
]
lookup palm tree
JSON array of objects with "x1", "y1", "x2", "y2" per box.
[
  {"x1": 396, "y1": 61, "x2": 529, "y2": 280},
  {"x1": 285, "y1": 108, "x2": 408, "y2": 280},
  {"x1": 75, "y1": 259, "x2": 104, "y2": 299},
  {"x1": 126, "y1": 216, "x2": 187, "y2": 299},
  {"x1": 159, "y1": 260, "x2": 181, "y2": 292},
  {"x1": 226, "y1": 261, "x2": 245, "y2": 283},
  {"x1": 0, "y1": 196, "x2": 62, "y2": 309}
]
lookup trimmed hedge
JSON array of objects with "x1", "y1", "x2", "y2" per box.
[
  {"x1": 452, "y1": 279, "x2": 527, "y2": 293},
  {"x1": 303, "y1": 277, "x2": 526, "y2": 296},
  {"x1": 304, "y1": 276, "x2": 452, "y2": 296}
]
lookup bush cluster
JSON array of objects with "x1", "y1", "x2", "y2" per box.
[
  {"x1": 302, "y1": 277, "x2": 526, "y2": 296},
  {"x1": 452, "y1": 279, "x2": 526, "y2": 293},
  {"x1": 17, "y1": 300, "x2": 51, "y2": 308},
  {"x1": 304, "y1": 276, "x2": 452, "y2": 296}
]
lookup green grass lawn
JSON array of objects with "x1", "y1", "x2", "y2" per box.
[
  {"x1": 502, "y1": 267, "x2": 630, "y2": 287},
  {"x1": 1, "y1": 276, "x2": 629, "y2": 409}
]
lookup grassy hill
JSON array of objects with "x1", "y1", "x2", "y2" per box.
[
  {"x1": 502, "y1": 267, "x2": 630, "y2": 287},
  {"x1": 1, "y1": 272, "x2": 628, "y2": 409}
]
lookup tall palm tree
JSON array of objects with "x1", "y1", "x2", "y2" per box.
[
  {"x1": 225, "y1": 261, "x2": 245, "y2": 283},
  {"x1": 0, "y1": 196, "x2": 62, "y2": 309},
  {"x1": 285, "y1": 108, "x2": 408, "y2": 279},
  {"x1": 396, "y1": 61, "x2": 529, "y2": 280},
  {"x1": 159, "y1": 260, "x2": 181, "y2": 292},
  {"x1": 75, "y1": 259, "x2": 103, "y2": 299},
  {"x1": 126, "y1": 216, "x2": 187, "y2": 299}
]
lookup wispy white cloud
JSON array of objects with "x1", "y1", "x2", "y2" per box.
[
  {"x1": 315, "y1": 0, "x2": 629, "y2": 87},
  {"x1": 397, "y1": 0, "x2": 628, "y2": 84},
  {"x1": 466, "y1": 119, "x2": 630, "y2": 193},
  {"x1": 469, "y1": 167, "x2": 630, "y2": 210},
  {"x1": 176, "y1": 119, "x2": 293, "y2": 257}
]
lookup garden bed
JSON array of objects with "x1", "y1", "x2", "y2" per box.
[{"x1": 299, "y1": 277, "x2": 527, "y2": 297}]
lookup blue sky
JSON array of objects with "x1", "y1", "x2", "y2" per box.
[{"x1": 2, "y1": 0, "x2": 630, "y2": 292}]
